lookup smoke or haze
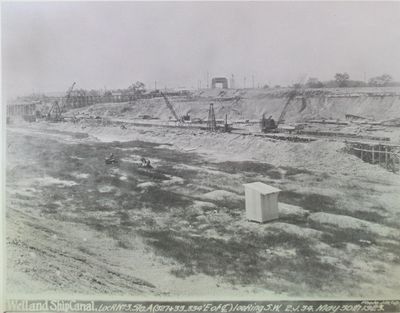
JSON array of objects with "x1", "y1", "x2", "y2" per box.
[{"x1": 2, "y1": 1, "x2": 400, "y2": 98}]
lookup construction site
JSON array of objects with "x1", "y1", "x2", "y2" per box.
[
  {"x1": 3, "y1": 1, "x2": 400, "y2": 304},
  {"x1": 6, "y1": 82, "x2": 400, "y2": 298}
]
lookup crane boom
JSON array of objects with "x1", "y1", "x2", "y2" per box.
[
  {"x1": 66, "y1": 82, "x2": 76, "y2": 99},
  {"x1": 277, "y1": 90, "x2": 297, "y2": 125},
  {"x1": 161, "y1": 92, "x2": 181, "y2": 121},
  {"x1": 61, "y1": 82, "x2": 76, "y2": 111},
  {"x1": 59, "y1": 82, "x2": 76, "y2": 113}
]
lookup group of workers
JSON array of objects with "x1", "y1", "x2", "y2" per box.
[{"x1": 105, "y1": 153, "x2": 152, "y2": 168}]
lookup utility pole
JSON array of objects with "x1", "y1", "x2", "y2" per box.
[
  {"x1": 252, "y1": 75, "x2": 255, "y2": 89},
  {"x1": 207, "y1": 72, "x2": 209, "y2": 89},
  {"x1": 155, "y1": 80, "x2": 157, "y2": 90}
]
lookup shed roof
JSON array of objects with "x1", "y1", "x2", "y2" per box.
[{"x1": 243, "y1": 182, "x2": 281, "y2": 195}]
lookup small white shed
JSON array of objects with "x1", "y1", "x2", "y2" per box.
[{"x1": 243, "y1": 182, "x2": 281, "y2": 223}]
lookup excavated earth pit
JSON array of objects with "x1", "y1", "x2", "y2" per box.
[{"x1": 6, "y1": 120, "x2": 400, "y2": 298}]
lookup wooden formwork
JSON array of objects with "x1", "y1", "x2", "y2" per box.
[
  {"x1": 7, "y1": 103, "x2": 36, "y2": 116},
  {"x1": 297, "y1": 130, "x2": 390, "y2": 142},
  {"x1": 346, "y1": 141, "x2": 400, "y2": 173}
]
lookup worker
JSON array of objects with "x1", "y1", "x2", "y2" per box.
[
  {"x1": 105, "y1": 153, "x2": 116, "y2": 164},
  {"x1": 139, "y1": 157, "x2": 152, "y2": 168}
]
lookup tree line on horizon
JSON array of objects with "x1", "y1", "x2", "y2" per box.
[{"x1": 264, "y1": 73, "x2": 400, "y2": 89}]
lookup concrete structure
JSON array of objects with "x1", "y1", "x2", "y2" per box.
[
  {"x1": 243, "y1": 182, "x2": 281, "y2": 223},
  {"x1": 211, "y1": 77, "x2": 228, "y2": 89}
]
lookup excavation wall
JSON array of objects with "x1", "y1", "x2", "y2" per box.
[{"x1": 68, "y1": 87, "x2": 400, "y2": 123}]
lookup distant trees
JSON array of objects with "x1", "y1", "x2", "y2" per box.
[
  {"x1": 368, "y1": 74, "x2": 393, "y2": 87},
  {"x1": 270, "y1": 73, "x2": 398, "y2": 89},
  {"x1": 64, "y1": 88, "x2": 102, "y2": 97},
  {"x1": 86, "y1": 81, "x2": 148, "y2": 98},
  {"x1": 325, "y1": 73, "x2": 367, "y2": 88},
  {"x1": 88, "y1": 89, "x2": 101, "y2": 97},
  {"x1": 73, "y1": 89, "x2": 87, "y2": 97},
  {"x1": 334, "y1": 72, "x2": 350, "y2": 87},
  {"x1": 305, "y1": 78, "x2": 324, "y2": 88},
  {"x1": 128, "y1": 81, "x2": 146, "y2": 95}
]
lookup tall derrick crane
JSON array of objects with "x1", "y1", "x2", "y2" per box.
[
  {"x1": 160, "y1": 92, "x2": 190, "y2": 123},
  {"x1": 161, "y1": 92, "x2": 180, "y2": 121},
  {"x1": 60, "y1": 82, "x2": 76, "y2": 112}
]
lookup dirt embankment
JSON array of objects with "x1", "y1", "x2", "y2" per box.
[{"x1": 67, "y1": 87, "x2": 400, "y2": 123}]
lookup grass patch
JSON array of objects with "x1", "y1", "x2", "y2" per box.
[
  {"x1": 349, "y1": 210, "x2": 386, "y2": 224},
  {"x1": 157, "y1": 164, "x2": 199, "y2": 181},
  {"x1": 301, "y1": 193, "x2": 337, "y2": 212},
  {"x1": 213, "y1": 161, "x2": 275, "y2": 174},
  {"x1": 266, "y1": 170, "x2": 282, "y2": 179},
  {"x1": 279, "y1": 191, "x2": 336, "y2": 213},
  {"x1": 281, "y1": 166, "x2": 313, "y2": 176},
  {"x1": 320, "y1": 227, "x2": 377, "y2": 248},
  {"x1": 142, "y1": 228, "x2": 344, "y2": 291},
  {"x1": 135, "y1": 168, "x2": 171, "y2": 181},
  {"x1": 137, "y1": 186, "x2": 193, "y2": 211}
]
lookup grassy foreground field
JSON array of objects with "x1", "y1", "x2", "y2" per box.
[{"x1": 6, "y1": 124, "x2": 400, "y2": 298}]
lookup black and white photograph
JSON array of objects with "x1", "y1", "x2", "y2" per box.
[{"x1": 2, "y1": 1, "x2": 400, "y2": 310}]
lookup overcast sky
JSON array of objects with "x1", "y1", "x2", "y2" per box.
[{"x1": 2, "y1": 1, "x2": 400, "y2": 98}]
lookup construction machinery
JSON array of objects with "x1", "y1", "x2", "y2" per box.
[
  {"x1": 47, "y1": 82, "x2": 76, "y2": 122},
  {"x1": 261, "y1": 89, "x2": 299, "y2": 133},
  {"x1": 160, "y1": 92, "x2": 190, "y2": 123},
  {"x1": 207, "y1": 103, "x2": 217, "y2": 131},
  {"x1": 206, "y1": 103, "x2": 232, "y2": 132},
  {"x1": 62, "y1": 82, "x2": 76, "y2": 110},
  {"x1": 46, "y1": 100, "x2": 63, "y2": 122}
]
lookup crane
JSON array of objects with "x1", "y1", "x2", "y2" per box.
[
  {"x1": 261, "y1": 75, "x2": 308, "y2": 133},
  {"x1": 276, "y1": 89, "x2": 298, "y2": 125},
  {"x1": 60, "y1": 82, "x2": 76, "y2": 112},
  {"x1": 261, "y1": 90, "x2": 298, "y2": 133},
  {"x1": 160, "y1": 92, "x2": 190, "y2": 123},
  {"x1": 47, "y1": 82, "x2": 76, "y2": 122}
]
